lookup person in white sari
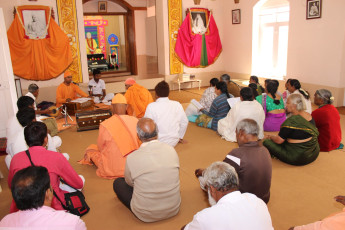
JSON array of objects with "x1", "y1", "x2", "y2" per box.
[{"x1": 218, "y1": 87, "x2": 265, "y2": 142}]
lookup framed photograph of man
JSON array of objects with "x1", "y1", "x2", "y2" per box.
[
  {"x1": 186, "y1": 8, "x2": 210, "y2": 35},
  {"x1": 307, "y1": 0, "x2": 322, "y2": 19},
  {"x1": 232, "y1": 9, "x2": 241, "y2": 24},
  {"x1": 98, "y1": 1, "x2": 107, "y2": 13},
  {"x1": 22, "y1": 10, "x2": 48, "y2": 39}
]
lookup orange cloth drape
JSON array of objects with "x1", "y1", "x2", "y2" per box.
[
  {"x1": 79, "y1": 115, "x2": 140, "y2": 179},
  {"x1": 7, "y1": 5, "x2": 72, "y2": 80},
  {"x1": 124, "y1": 83, "x2": 154, "y2": 118}
]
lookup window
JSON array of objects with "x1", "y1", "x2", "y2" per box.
[{"x1": 252, "y1": 0, "x2": 289, "y2": 79}]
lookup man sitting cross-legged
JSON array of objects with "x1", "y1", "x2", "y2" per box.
[
  {"x1": 113, "y1": 118, "x2": 181, "y2": 222},
  {"x1": 182, "y1": 162, "x2": 273, "y2": 230},
  {"x1": 144, "y1": 80, "x2": 188, "y2": 147},
  {"x1": 0, "y1": 166, "x2": 86, "y2": 229},
  {"x1": 80, "y1": 93, "x2": 140, "y2": 179},
  {"x1": 8, "y1": 122, "x2": 84, "y2": 213},
  {"x1": 195, "y1": 119, "x2": 272, "y2": 203}
]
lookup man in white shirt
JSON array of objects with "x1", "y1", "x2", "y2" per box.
[
  {"x1": 25, "y1": 83, "x2": 52, "y2": 115},
  {"x1": 88, "y1": 69, "x2": 113, "y2": 103},
  {"x1": 144, "y1": 81, "x2": 188, "y2": 147},
  {"x1": 182, "y1": 161, "x2": 273, "y2": 230}
]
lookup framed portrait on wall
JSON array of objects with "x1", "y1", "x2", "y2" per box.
[
  {"x1": 232, "y1": 9, "x2": 241, "y2": 24},
  {"x1": 98, "y1": 1, "x2": 107, "y2": 13},
  {"x1": 22, "y1": 9, "x2": 48, "y2": 39},
  {"x1": 307, "y1": 0, "x2": 322, "y2": 19}
]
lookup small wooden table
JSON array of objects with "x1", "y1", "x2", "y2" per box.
[{"x1": 172, "y1": 79, "x2": 202, "y2": 91}]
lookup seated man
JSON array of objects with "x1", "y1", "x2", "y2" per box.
[
  {"x1": 56, "y1": 71, "x2": 88, "y2": 107},
  {"x1": 124, "y1": 77, "x2": 153, "y2": 118},
  {"x1": 290, "y1": 195, "x2": 345, "y2": 230},
  {"x1": 0, "y1": 166, "x2": 86, "y2": 229},
  {"x1": 88, "y1": 69, "x2": 114, "y2": 103},
  {"x1": 196, "y1": 119, "x2": 272, "y2": 203},
  {"x1": 220, "y1": 74, "x2": 241, "y2": 97},
  {"x1": 80, "y1": 94, "x2": 140, "y2": 179},
  {"x1": 183, "y1": 162, "x2": 273, "y2": 230},
  {"x1": 25, "y1": 83, "x2": 52, "y2": 115},
  {"x1": 144, "y1": 81, "x2": 188, "y2": 147},
  {"x1": 218, "y1": 87, "x2": 265, "y2": 142},
  {"x1": 8, "y1": 122, "x2": 84, "y2": 212},
  {"x1": 113, "y1": 118, "x2": 181, "y2": 222}
]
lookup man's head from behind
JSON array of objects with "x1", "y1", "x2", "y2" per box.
[
  {"x1": 24, "y1": 122, "x2": 48, "y2": 147},
  {"x1": 236, "y1": 119, "x2": 259, "y2": 146},
  {"x1": 17, "y1": 96, "x2": 34, "y2": 110},
  {"x1": 125, "y1": 78, "x2": 136, "y2": 90},
  {"x1": 28, "y1": 84, "x2": 39, "y2": 98},
  {"x1": 137, "y1": 118, "x2": 158, "y2": 142},
  {"x1": 240, "y1": 87, "x2": 254, "y2": 101},
  {"x1": 17, "y1": 107, "x2": 36, "y2": 127},
  {"x1": 155, "y1": 81, "x2": 169, "y2": 98},
  {"x1": 220, "y1": 74, "x2": 230, "y2": 83},
  {"x1": 11, "y1": 166, "x2": 51, "y2": 211},
  {"x1": 111, "y1": 94, "x2": 127, "y2": 115},
  {"x1": 204, "y1": 161, "x2": 239, "y2": 205}
]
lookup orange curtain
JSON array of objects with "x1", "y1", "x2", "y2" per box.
[{"x1": 7, "y1": 5, "x2": 72, "y2": 81}]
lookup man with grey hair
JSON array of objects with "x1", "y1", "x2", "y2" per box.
[
  {"x1": 183, "y1": 161, "x2": 273, "y2": 230},
  {"x1": 196, "y1": 119, "x2": 272, "y2": 203},
  {"x1": 220, "y1": 73, "x2": 241, "y2": 97},
  {"x1": 113, "y1": 117, "x2": 181, "y2": 222},
  {"x1": 26, "y1": 83, "x2": 51, "y2": 115}
]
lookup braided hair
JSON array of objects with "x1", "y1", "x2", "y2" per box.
[
  {"x1": 216, "y1": 81, "x2": 231, "y2": 98},
  {"x1": 289, "y1": 79, "x2": 310, "y2": 100},
  {"x1": 266, "y1": 81, "x2": 280, "y2": 105}
]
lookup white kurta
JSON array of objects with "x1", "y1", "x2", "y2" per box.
[
  {"x1": 144, "y1": 97, "x2": 188, "y2": 147},
  {"x1": 217, "y1": 100, "x2": 265, "y2": 142}
]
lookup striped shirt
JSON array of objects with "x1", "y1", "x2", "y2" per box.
[{"x1": 202, "y1": 93, "x2": 231, "y2": 130}]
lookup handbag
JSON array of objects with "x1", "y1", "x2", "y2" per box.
[{"x1": 25, "y1": 150, "x2": 90, "y2": 216}]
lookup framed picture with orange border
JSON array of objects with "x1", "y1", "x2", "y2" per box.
[
  {"x1": 306, "y1": 0, "x2": 321, "y2": 19},
  {"x1": 98, "y1": 1, "x2": 107, "y2": 13},
  {"x1": 232, "y1": 9, "x2": 241, "y2": 24}
]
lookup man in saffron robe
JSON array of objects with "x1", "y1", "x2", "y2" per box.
[
  {"x1": 124, "y1": 78, "x2": 153, "y2": 118},
  {"x1": 56, "y1": 71, "x2": 88, "y2": 107},
  {"x1": 80, "y1": 94, "x2": 140, "y2": 179}
]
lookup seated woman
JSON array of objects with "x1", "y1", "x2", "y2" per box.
[
  {"x1": 197, "y1": 81, "x2": 232, "y2": 131},
  {"x1": 256, "y1": 80, "x2": 286, "y2": 131},
  {"x1": 248, "y1": 83, "x2": 259, "y2": 98},
  {"x1": 263, "y1": 94, "x2": 320, "y2": 166},
  {"x1": 218, "y1": 87, "x2": 265, "y2": 142},
  {"x1": 185, "y1": 78, "x2": 219, "y2": 117},
  {"x1": 312, "y1": 89, "x2": 342, "y2": 151},
  {"x1": 249, "y1": 75, "x2": 265, "y2": 95},
  {"x1": 287, "y1": 79, "x2": 312, "y2": 114}
]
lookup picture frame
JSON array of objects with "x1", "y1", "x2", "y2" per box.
[
  {"x1": 186, "y1": 8, "x2": 210, "y2": 35},
  {"x1": 21, "y1": 9, "x2": 48, "y2": 39},
  {"x1": 232, "y1": 9, "x2": 241, "y2": 24},
  {"x1": 98, "y1": 1, "x2": 107, "y2": 13},
  {"x1": 306, "y1": 0, "x2": 321, "y2": 19}
]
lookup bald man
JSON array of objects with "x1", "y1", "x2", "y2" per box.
[
  {"x1": 56, "y1": 71, "x2": 88, "y2": 107},
  {"x1": 113, "y1": 118, "x2": 181, "y2": 222},
  {"x1": 80, "y1": 94, "x2": 140, "y2": 179},
  {"x1": 124, "y1": 78, "x2": 153, "y2": 118}
]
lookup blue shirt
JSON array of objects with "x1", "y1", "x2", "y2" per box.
[{"x1": 202, "y1": 93, "x2": 231, "y2": 130}]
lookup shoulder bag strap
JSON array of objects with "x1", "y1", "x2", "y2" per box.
[{"x1": 25, "y1": 150, "x2": 35, "y2": 166}]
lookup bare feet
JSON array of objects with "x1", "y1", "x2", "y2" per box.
[
  {"x1": 195, "y1": 169, "x2": 203, "y2": 178},
  {"x1": 179, "y1": 139, "x2": 188, "y2": 144},
  {"x1": 335, "y1": 195, "x2": 345, "y2": 205}
]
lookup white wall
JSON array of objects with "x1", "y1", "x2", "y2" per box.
[{"x1": 83, "y1": 0, "x2": 126, "y2": 13}]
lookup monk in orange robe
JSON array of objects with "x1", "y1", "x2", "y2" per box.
[
  {"x1": 79, "y1": 94, "x2": 140, "y2": 179},
  {"x1": 56, "y1": 71, "x2": 88, "y2": 107},
  {"x1": 124, "y1": 78, "x2": 153, "y2": 118}
]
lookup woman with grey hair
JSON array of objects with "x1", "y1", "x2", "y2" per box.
[
  {"x1": 263, "y1": 94, "x2": 320, "y2": 165},
  {"x1": 312, "y1": 89, "x2": 342, "y2": 151}
]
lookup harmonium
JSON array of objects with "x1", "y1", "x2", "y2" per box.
[
  {"x1": 64, "y1": 100, "x2": 95, "y2": 116},
  {"x1": 76, "y1": 109, "x2": 112, "y2": 132}
]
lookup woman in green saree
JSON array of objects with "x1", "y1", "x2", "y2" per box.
[{"x1": 263, "y1": 94, "x2": 320, "y2": 166}]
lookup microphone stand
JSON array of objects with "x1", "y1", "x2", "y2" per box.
[{"x1": 62, "y1": 104, "x2": 73, "y2": 127}]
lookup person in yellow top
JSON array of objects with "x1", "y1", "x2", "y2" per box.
[
  {"x1": 56, "y1": 71, "x2": 88, "y2": 107},
  {"x1": 79, "y1": 94, "x2": 140, "y2": 179},
  {"x1": 124, "y1": 78, "x2": 153, "y2": 118}
]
